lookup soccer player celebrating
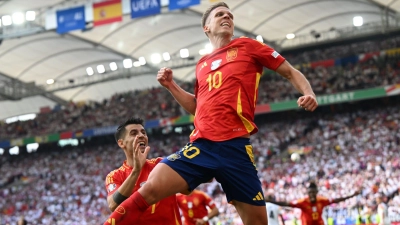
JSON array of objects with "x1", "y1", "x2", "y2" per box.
[
  {"x1": 104, "y1": 117, "x2": 181, "y2": 225},
  {"x1": 105, "y1": 2, "x2": 318, "y2": 225},
  {"x1": 176, "y1": 189, "x2": 219, "y2": 225},
  {"x1": 266, "y1": 182, "x2": 361, "y2": 225}
]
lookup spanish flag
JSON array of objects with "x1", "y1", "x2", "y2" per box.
[{"x1": 93, "y1": 0, "x2": 122, "y2": 27}]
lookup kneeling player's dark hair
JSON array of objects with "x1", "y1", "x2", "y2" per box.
[{"x1": 114, "y1": 117, "x2": 144, "y2": 142}]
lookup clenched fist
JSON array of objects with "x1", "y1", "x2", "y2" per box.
[
  {"x1": 157, "y1": 67, "x2": 174, "y2": 89},
  {"x1": 297, "y1": 95, "x2": 318, "y2": 112}
]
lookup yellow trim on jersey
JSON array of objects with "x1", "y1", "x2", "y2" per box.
[
  {"x1": 237, "y1": 88, "x2": 255, "y2": 133},
  {"x1": 254, "y1": 73, "x2": 261, "y2": 107},
  {"x1": 174, "y1": 208, "x2": 181, "y2": 225}
]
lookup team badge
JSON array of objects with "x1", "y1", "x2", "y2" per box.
[
  {"x1": 167, "y1": 153, "x2": 181, "y2": 161},
  {"x1": 226, "y1": 48, "x2": 238, "y2": 62},
  {"x1": 211, "y1": 59, "x2": 222, "y2": 70},
  {"x1": 107, "y1": 183, "x2": 116, "y2": 193},
  {"x1": 115, "y1": 206, "x2": 126, "y2": 215}
]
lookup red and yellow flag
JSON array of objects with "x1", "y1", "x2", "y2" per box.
[{"x1": 93, "y1": 0, "x2": 122, "y2": 27}]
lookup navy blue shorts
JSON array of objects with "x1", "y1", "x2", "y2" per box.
[{"x1": 161, "y1": 138, "x2": 265, "y2": 206}]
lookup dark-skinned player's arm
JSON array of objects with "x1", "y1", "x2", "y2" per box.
[
  {"x1": 279, "y1": 214, "x2": 285, "y2": 225},
  {"x1": 331, "y1": 189, "x2": 362, "y2": 204},
  {"x1": 107, "y1": 137, "x2": 150, "y2": 211},
  {"x1": 276, "y1": 61, "x2": 318, "y2": 112},
  {"x1": 265, "y1": 199, "x2": 292, "y2": 207},
  {"x1": 157, "y1": 67, "x2": 197, "y2": 115}
]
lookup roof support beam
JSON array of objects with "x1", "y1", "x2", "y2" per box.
[{"x1": 0, "y1": 73, "x2": 68, "y2": 105}]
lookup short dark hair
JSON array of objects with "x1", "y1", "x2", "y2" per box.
[
  {"x1": 308, "y1": 182, "x2": 318, "y2": 190},
  {"x1": 201, "y1": 2, "x2": 230, "y2": 28},
  {"x1": 114, "y1": 117, "x2": 144, "y2": 142}
]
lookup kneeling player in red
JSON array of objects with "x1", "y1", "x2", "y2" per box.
[{"x1": 104, "y1": 117, "x2": 181, "y2": 225}]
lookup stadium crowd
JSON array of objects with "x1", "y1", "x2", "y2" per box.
[
  {"x1": 1, "y1": 98, "x2": 399, "y2": 225},
  {"x1": 1, "y1": 36, "x2": 400, "y2": 140}
]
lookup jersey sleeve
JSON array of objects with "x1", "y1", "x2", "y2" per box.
[
  {"x1": 318, "y1": 197, "x2": 333, "y2": 207},
  {"x1": 290, "y1": 198, "x2": 306, "y2": 209},
  {"x1": 243, "y1": 37, "x2": 286, "y2": 71},
  {"x1": 202, "y1": 192, "x2": 216, "y2": 209},
  {"x1": 105, "y1": 170, "x2": 123, "y2": 196}
]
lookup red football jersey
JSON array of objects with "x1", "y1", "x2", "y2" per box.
[
  {"x1": 290, "y1": 196, "x2": 332, "y2": 225},
  {"x1": 176, "y1": 190, "x2": 216, "y2": 225},
  {"x1": 105, "y1": 158, "x2": 182, "y2": 225},
  {"x1": 190, "y1": 37, "x2": 285, "y2": 142}
]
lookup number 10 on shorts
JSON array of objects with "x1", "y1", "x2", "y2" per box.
[{"x1": 181, "y1": 144, "x2": 200, "y2": 159}]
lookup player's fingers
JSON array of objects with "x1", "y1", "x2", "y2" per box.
[
  {"x1": 300, "y1": 96, "x2": 311, "y2": 106},
  {"x1": 297, "y1": 97, "x2": 304, "y2": 107},
  {"x1": 132, "y1": 136, "x2": 139, "y2": 153},
  {"x1": 311, "y1": 101, "x2": 318, "y2": 111},
  {"x1": 306, "y1": 101, "x2": 317, "y2": 111},
  {"x1": 143, "y1": 146, "x2": 150, "y2": 157},
  {"x1": 307, "y1": 103, "x2": 316, "y2": 112}
]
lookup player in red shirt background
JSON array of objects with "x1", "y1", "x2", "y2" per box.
[
  {"x1": 104, "y1": 117, "x2": 181, "y2": 225},
  {"x1": 105, "y1": 2, "x2": 318, "y2": 225},
  {"x1": 266, "y1": 182, "x2": 361, "y2": 225},
  {"x1": 176, "y1": 189, "x2": 219, "y2": 225}
]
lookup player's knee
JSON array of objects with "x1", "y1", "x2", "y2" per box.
[{"x1": 139, "y1": 180, "x2": 161, "y2": 205}]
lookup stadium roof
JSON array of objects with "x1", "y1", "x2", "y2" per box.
[{"x1": 0, "y1": 0, "x2": 399, "y2": 119}]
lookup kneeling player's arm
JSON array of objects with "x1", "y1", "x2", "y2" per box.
[{"x1": 107, "y1": 171, "x2": 141, "y2": 211}]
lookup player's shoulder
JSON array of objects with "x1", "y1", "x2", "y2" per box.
[
  {"x1": 146, "y1": 157, "x2": 163, "y2": 164},
  {"x1": 106, "y1": 164, "x2": 125, "y2": 178},
  {"x1": 317, "y1": 196, "x2": 329, "y2": 201},
  {"x1": 236, "y1": 36, "x2": 267, "y2": 46},
  {"x1": 293, "y1": 197, "x2": 307, "y2": 204}
]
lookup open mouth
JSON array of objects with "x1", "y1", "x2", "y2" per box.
[
  {"x1": 221, "y1": 22, "x2": 231, "y2": 27},
  {"x1": 138, "y1": 141, "x2": 146, "y2": 147}
]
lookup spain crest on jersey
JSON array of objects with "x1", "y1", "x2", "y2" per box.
[{"x1": 226, "y1": 48, "x2": 238, "y2": 62}]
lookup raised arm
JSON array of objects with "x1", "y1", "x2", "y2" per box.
[
  {"x1": 332, "y1": 190, "x2": 361, "y2": 204},
  {"x1": 157, "y1": 67, "x2": 197, "y2": 115},
  {"x1": 265, "y1": 199, "x2": 292, "y2": 207},
  {"x1": 276, "y1": 61, "x2": 318, "y2": 112}
]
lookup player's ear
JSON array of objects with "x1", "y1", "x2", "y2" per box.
[
  {"x1": 203, "y1": 25, "x2": 210, "y2": 35},
  {"x1": 117, "y1": 139, "x2": 124, "y2": 149}
]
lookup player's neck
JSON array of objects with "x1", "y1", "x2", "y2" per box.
[
  {"x1": 210, "y1": 36, "x2": 231, "y2": 50},
  {"x1": 126, "y1": 157, "x2": 134, "y2": 168}
]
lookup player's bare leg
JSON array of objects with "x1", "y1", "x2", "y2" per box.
[
  {"x1": 104, "y1": 163, "x2": 189, "y2": 225},
  {"x1": 139, "y1": 163, "x2": 190, "y2": 204},
  {"x1": 233, "y1": 200, "x2": 268, "y2": 225}
]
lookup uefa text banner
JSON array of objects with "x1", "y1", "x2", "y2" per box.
[
  {"x1": 131, "y1": 0, "x2": 161, "y2": 19},
  {"x1": 168, "y1": 0, "x2": 200, "y2": 11},
  {"x1": 93, "y1": 0, "x2": 123, "y2": 27},
  {"x1": 56, "y1": 6, "x2": 86, "y2": 34}
]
